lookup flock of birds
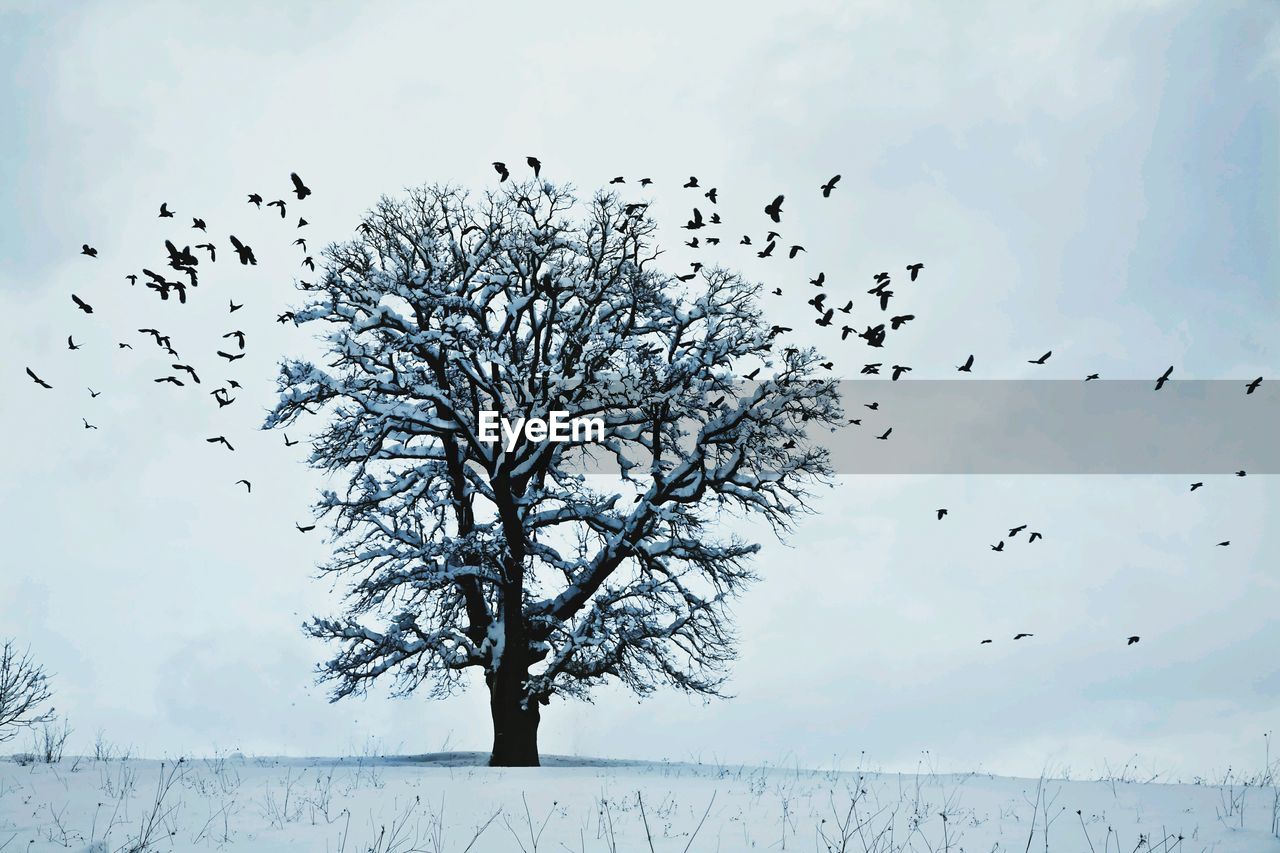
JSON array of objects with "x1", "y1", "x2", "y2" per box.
[
  {"x1": 27, "y1": 172, "x2": 316, "y2": 530},
  {"x1": 23, "y1": 157, "x2": 1271, "y2": 650}
]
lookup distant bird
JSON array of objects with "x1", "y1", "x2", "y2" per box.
[
  {"x1": 25, "y1": 367, "x2": 52, "y2": 389},
  {"x1": 1155, "y1": 365, "x2": 1173, "y2": 390},
  {"x1": 820, "y1": 175, "x2": 841, "y2": 197},
  {"x1": 890, "y1": 314, "x2": 914, "y2": 330},
  {"x1": 1008, "y1": 524, "x2": 1027, "y2": 537},
  {"x1": 684, "y1": 208, "x2": 704, "y2": 230},
  {"x1": 864, "y1": 402, "x2": 879, "y2": 410},
  {"x1": 235, "y1": 480, "x2": 252, "y2": 493},
  {"x1": 229, "y1": 235, "x2": 256, "y2": 265},
  {"x1": 194, "y1": 243, "x2": 216, "y2": 262},
  {"x1": 268, "y1": 199, "x2": 287, "y2": 218},
  {"x1": 991, "y1": 541, "x2": 1005, "y2": 552},
  {"x1": 217, "y1": 350, "x2": 246, "y2": 362},
  {"x1": 229, "y1": 300, "x2": 243, "y2": 313},
  {"x1": 810, "y1": 272, "x2": 825, "y2": 287},
  {"x1": 247, "y1": 193, "x2": 263, "y2": 207},
  {"x1": 297, "y1": 218, "x2": 308, "y2": 228},
  {"x1": 815, "y1": 308, "x2": 834, "y2": 327},
  {"x1": 226, "y1": 380, "x2": 242, "y2": 390},
  {"x1": 1236, "y1": 470, "x2": 1247, "y2": 477},
  {"x1": 608, "y1": 176, "x2": 624, "y2": 184},
  {"x1": 1190, "y1": 482, "x2": 1203, "y2": 491},
  {"x1": 492, "y1": 161, "x2": 509, "y2": 182},
  {"x1": 290, "y1": 172, "x2": 311, "y2": 199},
  {"x1": 81, "y1": 244, "x2": 98, "y2": 257},
  {"x1": 223, "y1": 330, "x2": 246, "y2": 349},
  {"x1": 876, "y1": 427, "x2": 892, "y2": 440},
  {"x1": 277, "y1": 312, "x2": 295, "y2": 324},
  {"x1": 302, "y1": 256, "x2": 315, "y2": 271},
  {"x1": 1085, "y1": 373, "x2": 1100, "y2": 381},
  {"x1": 67, "y1": 336, "x2": 81, "y2": 351},
  {"x1": 740, "y1": 235, "x2": 752, "y2": 245},
  {"x1": 154, "y1": 376, "x2": 184, "y2": 386},
  {"x1": 758, "y1": 241, "x2": 776, "y2": 258},
  {"x1": 876, "y1": 290, "x2": 894, "y2": 311},
  {"x1": 906, "y1": 263, "x2": 924, "y2": 281},
  {"x1": 71, "y1": 294, "x2": 93, "y2": 314},
  {"x1": 1126, "y1": 636, "x2": 1140, "y2": 645},
  {"x1": 639, "y1": 177, "x2": 653, "y2": 186},
  {"x1": 980, "y1": 639, "x2": 993, "y2": 645},
  {"x1": 957, "y1": 354, "x2": 974, "y2": 372},
  {"x1": 788, "y1": 245, "x2": 805, "y2": 259},
  {"x1": 211, "y1": 390, "x2": 235, "y2": 408},
  {"x1": 1217, "y1": 541, "x2": 1230, "y2": 547},
  {"x1": 890, "y1": 365, "x2": 911, "y2": 381},
  {"x1": 158, "y1": 202, "x2": 174, "y2": 218},
  {"x1": 1246, "y1": 377, "x2": 1262, "y2": 395},
  {"x1": 1028, "y1": 351, "x2": 1052, "y2": 365},
  {"x1": 88, "y1": 388, "x2": 101, "y2": 398},
  {"x1": 206, "y1": 436, "x2": 235, "y2": 451},
  {"x1": 1028, "y1": 531, "x2": 1042, "y2": 543},
  {"x1": 172, "y1": 364, "x2": 201, "y2": 384},
  {"x1": 283, "y1": 434, "x2": 300, "y2": 447},
  {"x1": 525, "y1": 156, "x2": 541, "y2": 177},
  {"x1": 117, "y1": 343, "x2": 131, "y2": 349},
  {"x1": 705, "y1": 187, "x2": 717, "y2": 203},
  {"x1": 296, "y1": 523, "x2": 316, "y2": 533},
  {"x1": 859, "y1": 363, "x2": 878, "y2": 373},
  {"x1": 683, "y1": 176, "x2": 699, "y2": 188},
  {"x1": 936, "y1": 509, "x2": 948, "y2": 520},
  {"x1": 192, "y1": 217, "x2": 206, "y2": 231},
  {"x1": 126, "y1": 274, "x2": 137, "y2": 286},
  {"x1": 764, "y1": 194, "x2": 784, "y2": 223},
  {"x1": 82, "y1": 418, "x2": 97, "y2": 430},
  {"x1": 1013, "y1": 633, "x2": 1033, "y2": 640},
  {"x1": 838, "y1": 301, "x2": 853, "y2": 314}
]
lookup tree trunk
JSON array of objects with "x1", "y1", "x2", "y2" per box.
[{"x1": 487, "y1": 666, "x2": 541, "y2": 767}]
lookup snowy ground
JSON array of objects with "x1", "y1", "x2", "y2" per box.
[{"x1": 2, "y1": 752, "x2": 1278, "y2": 852}]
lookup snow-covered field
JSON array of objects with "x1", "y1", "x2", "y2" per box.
[{"x1": 2, "y1": 752, "x2": 1278, "y2": 852}]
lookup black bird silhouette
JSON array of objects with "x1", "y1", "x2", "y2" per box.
[
  {"x1": 71, "y1": 294, "x2": 93, "y2": 314},
  {"x1": 876, "y1": 290, "x2": 894, "y2": 311},
  {"x1": 957, "y1": 354, "x2": 974, "y2": 372},
  {"x1": 860, "y1": 363, "x2": 879, "y2": 374},
  {"x1": 639, "y1": 177, "x2": 653, "y2": 186},
  {"x1": 808, "y1": 292, "x2": 827, "y2": 310},
  {"x1": 172, "y1": 364, "x2": 201, "y2": 384},
  {"x1": 820, "y1": 175, "x2": 841, "y2": 197},
  {"x1": 141, "y1": 269, "x2": 174, "y2": 299},
  {"x1": 67, "y1": 336, "x2": 80, "y2": 351},
  {"x1": 158, "y1": 202, "x2": 174, "y2": 218},
  {"x1": 196, "y1": 243, "x2": 216, "y2": 261},
  {"x1": 991, "y1": 541, "x2": 1005, "y2": 552},
  {"x1": 297, "y1": 218, "x2": 308, "y2": 228},
  {"x1": 1028, "y1": 351, "x2": 1052, "y2": 365},
  {"x1": 217, "y1": 350, "x2": 245, "y2": 362},
  {"x1": 277, "y1": 312, "x2": 295, "y2": 324},
  {"x1": 876, "y1": 427, "x2": 892, "y2": 440},
  {"x1": 608, "y1": 176, "x2": 624, "y2": 184},
  {"x1": 906, "y1": 263, "x2": 924, "y2": 281},
  {"x1": 229, "y1": 300, "x2": 243, "y2": 313},
  {"x1": 837, "y1": 301, "x2": 853, "y2": 315},
  {"x1": 936, "y1": 508, "x2": 948, "y2": 520},
  {"x1": 742, "y1": 367, "x2": 761, "y2": 380},
  {"x1": 25, "y1": 367, "x2": 52, "y2": 389},
  {"x1": 247, "y1": 193, "x2": 262, "y2": 207},
  {"x1": 211, "y1": 389, "x2": 236, "y2": 408},
  {"x1": 1008, "y1": 524, "x2": 1027, "y2": 537},
  {"x1": 980, "y1": 639, "x2": 993, "y2": 644},
  {"x1": 1217, "y1": 541, "x2": 1230, "y2": 547},
  {"x1": 207, "y1": 436, "x2": 235, "y2": 451},
  {"x1": 1126, "y1": 636, "x2": 1140, "y2": 645},
  {"x1": 235, "y1": 480, "x2": 252, "y2": 493},
  {"x1": 764, "y1": 194, "x2": 784, "y2": 222},
  {"x1": 223, "y1": 331, "x2": 246, "y2": 349},
  {"x1": 1246, "y1": 377, "x2": 1262, "y2": 395},
  {"x1": 165, "y1": 240, "x2": 198, "y2": 268},
  {"x1": 1155, "y1": 365, "x2": 1173, "y2": 390},
  {"x1": 820, "y1": 361, "x2": 834, "y2": 370},
  {"x1": 890, "y1": 314, "x2": 914, "y2": 330},
  {"x1": 684, "y1": 238, "x2": 700, "y2": 249},
  {"x1": 296, "y1": 523, "x2": 316, "y2": 533},
  {"x1": 229, "y1": 235, "x2": 256, "y2": 265},
  {"x1": 865, "y1": 401, "x2": 879, "y2": 410},
  {"x1": 740, "y1": 235, "x2": 752, "y2": 245},
  {"x1": 1013, "y1": 632, "x2": 1032, "y2": 640},
  {"x1": 302, "y1": 256, "x2": 315, "y2": 271},
  {"x1": 492, "y1": 162, "x2": 509, "y2": 182},
  {"x1": 192, "y1": 217, "x2": 206, "y2": 231},
  {"x1": 283, "y1": 434, "x2": 300, "y2": 447},
  {"x1": 770, "y1": 287, "x2": 782, "y2": 296},
  {"x1": 138, "y1": 328, "x2": 166, "y2": 346},
  {"x1": 683, "y1": 176, "x2": 699, "y2": 188},
  {"x1": 757, "y1": 240, "x2": 776, "y2": 258},
  {"x1": 676, "y1": 273, "x2": 696, "y2": 282},
  {"x1": 1085, "y1": 373, "x2": 1100, "y2": 381},
  {"x1": 88, "y1": 387, "x2": 101, "y2": 398},
  {"x1": 788, "y1": 245, "x2": 805, "y2": 259},
  {"x1": 290, "y1": 172, "x2": 311, "y2": 199},
  {"x1": 890, "y1": 365, "x2": 911, "y2": 381},
  {"x1": 810, "y1": 272, "x2": 825, "y2": 286},
  {"x1": 226, "y1": 380, "x2": 242, "y2": 390},
  {"x1": 815, "y1": 308, "x2": 834, "y2": 327},
  {"x1": 126, "y1": 273, "x2": 137, "y2": 285},
  {"x1": 525, "y1": 156, "x2": 541, "y2": 177},
  {"x1": 684, "y1": 208, "x2": 704, "y2": 230},
  {"x1": 268, "y1": 199, "x2": 287, "y2": 218},
  {"x1": 1028, "y1": 531, "x2": 1042, "y2": 542},
  {"x1": 81, "y1": 244, "x2": 98, "y2": 257},
  {"x1": 1236, "y1": 470, "x2": 1246, "y2": 477},
  {"x1": 82, "y1": 418, "x2": 97, "y2": 430},
  {"x1": 1190, "y1": 482, "x2": 1203, "y2": 491},
  {"x1": 705, "y1": 187, "x2": 718, "y2": 203},
  {"x1": 154, "y1": 376, "x2": 184, "y2": 386}
]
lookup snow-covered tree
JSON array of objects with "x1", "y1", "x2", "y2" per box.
[
  {"x1": 267, "y1": 180, "x2": 842, "y2": 765},
  {"x1": 0, "y1": 640, "x2": 53, "y2": 742}
]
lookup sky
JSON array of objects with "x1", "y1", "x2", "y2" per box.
[{"x1": 0, "y1": 0, "x2": 1277, "y2": 779}]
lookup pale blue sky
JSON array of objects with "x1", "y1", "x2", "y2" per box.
[{"x1": 0, "y1": 0, "x2": 1276, "y2": 778}]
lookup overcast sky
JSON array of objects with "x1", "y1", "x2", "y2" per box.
[{"x1": 0, "y1": 0, "x2": 1277, "y2": 779}]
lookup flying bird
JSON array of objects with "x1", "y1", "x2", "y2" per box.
[
  {"x1": 683, "y1": 176, "x2": 699, "y2": 188},
  {"x1": 196, "y1": 243, "x2": 216, "y2": 261},
  {"x1": 820, "y1": 174, "x2": 841, "y2": 197},
  {"x1": 172, "y1": 364, "x2": 201, "y2": 384},
  {"x1": 154, "y1": 376, "x2": 184, "y2": 386},
  {"x1": 1085, "y1": 373, "x2": 1100, "y2": 381},
  {"x1": 229, "y1": 235, "x2": 256, "y2": 265},
  {"x1": 82, "y1": 418, "x2": 97, "y2": 430},
  {"x1": 1155, "y1": 365, "x2": 1173, "y2": 390},
  {"x1": 492, "y1": 161, "x2": 509, "y2": 182},
  {"x1": 296, "y1": 523, "x2": 316, "y2": 533},
  {"x1": 936, "y1": 509, "x2": 948, "y2": 520},
  {"x1": 229, "y1": 300, "x2": 243, "y2": 313},
  {"x1": 1217, "y1": 541, "x2": 1230, "y2": 547},
  {"x1": 223, "y1": 330, "x2": 246, "y2": 349},
  {"x1": 705, "y1": 187, "x2": 718, "y2": 203},
  {"x1": 876, "y1": 427, "x2": 892, "y2": 440},
  {"x1": 71, "y1": 294, "x2": 93, "y2": 314},
  {"x1": 1245, "y1": 377, "x2": 1262, "y2": 395},
  {"x1": 283, "y1": 434, "x2": 300, "y2": 447},
  {"x1": 764, "y1": 194, "x2": 784, "y2": 223},
  {"x1": 1008, "y1": 524, "x2": 1027, "y2": 537},
  {"x1": 192, "y1": 217, "x2": 206, "y2": 231},
  {"x1": 1028, "y1": 531, "x2": 1042, "y2": 542},
  {"x1": 206, "y1": 436, "x2": 235, "y2": 451},
  {"x1": 126, "y1": 274, "x2": 137, "y2": 285},
  {"x1": 788, "y1": 245, "x2": 805, "y2": 259},
  {"x1": 1028, "y1": 351, "x2": 1052, "y2": 365},
  {"x1": 890, "y1": 314, "x2": 914, "y2": 330},
  {"x1": 158, "y1": 202, "x2": 174, "y2": 218},
  {"x1": 957, "y1": 354, "x2": 975, "y2": 372},
  {"x1": 1190, "y1": 482, "x2": 1203, "y2": 491},
  {"x1": 1013, "y1": 633, "x2": 1033, "y2": 640},
  {"x1": 890, "y1": 365, "x2": 911, "y2": 381},
  {"x1": 25, "y1": 367, "x2": 52, "y2": 389},
  {"x1": 247, "y1": 193, "x2": 263, "y2": 207},
  {"x1": 67, "y1": 336, "x2": 81, "y2": 351},
  {"x1": 88, "y1": 388, "x2": 101, "y2": 398},
  {"x1": 267, "y1": 199, "x2": 287, "y2": 218},
  {"x1": 526, "y1": 156, "x2": 541, "y2": 177},
  {"x1": 290, "y1": 172, "x2": 311, "y2": 199},
  {"x1": 235, "y1": 480, "x2": 252, "y2": 493},
  {"x1": 81, "y1": 244, "x2": 97, "y2": 257},
  {"x1": 980, "y1": 639, "x2": 993, "y2": 645},
  {"x1": 1127, "y1": 636, "x2": 1140, "y2": 645},
  {"x1": 216, "y1": 350, "x2": 246, "y2": 362},
  {"x1": 991, "y1": 541, "x2": 1005, "y2": 552},
  {"x1": 302, "y1": 256, "x2": 315, "y2": 271},
  {"x1": 906, "y1": 263, "x2": 924, "y2": 281}
]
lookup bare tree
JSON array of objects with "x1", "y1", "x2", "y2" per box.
[
  {"x1": 0, "y1": 639, "x2": 54, "y2": 742},
  {"x1": 268, "y1": 179, "x2": 842, "y2": 765}
]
